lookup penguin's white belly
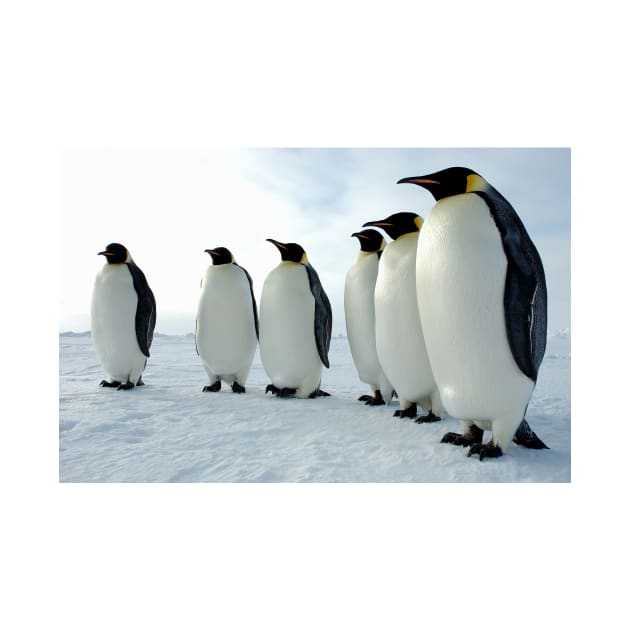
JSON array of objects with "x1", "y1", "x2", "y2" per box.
[
  {"x1": 374, "y1": 233, "x2": 436, "y2": 402},
  {"x1": 416, "y1": 194, "x2": 534, "y2": 419},
  {"x1": 259, "y1": 263, "x2": 322, "y2": 396},
  {"x1": 196, "y1": 265, "x2": 257, "y2": 378},
  {"x1": 90, "y1": 264, "x2": 146, "y2": 383},
  {"x1": 345, "y1": 255, "x2": 391, "y2": 397}
]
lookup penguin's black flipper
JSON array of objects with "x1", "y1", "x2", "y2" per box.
[
  {"x1": 236, "y1": 263, "x2": 260, "y2": 340},
  {"x1": 127, "y1": 261, "x2": 157, "y2": 358},
  {"x1": 513, "y1": 418, "x2": 549, "y2": 449},
  {"x1": 304, "y1": 262, "x2": 332, "y2": 368},
  {"x1": 475, "y1": 189, "x2": 547, "y2": 382}
]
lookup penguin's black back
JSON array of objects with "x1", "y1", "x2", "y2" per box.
[
  {"x1": 303, "y1": 263, "x2": 332, "y2": 368},
  {"x1": 126, "y1": 261, "x2": 157, "y2": 358},
  {"x1": 235, "y1": 262, "x2": 260, "y2": 340},
  {"x1": 474, "y1": 189, "x2": 547, "y2": 381}
]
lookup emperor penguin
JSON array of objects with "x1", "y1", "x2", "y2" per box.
[
  {"x1": 344, "y1": 229, "x2": 394, "y2": 405},
  {"x1": 260, "y1": 239, "x2": 332, "y2": 399},
  {"x1": 90, "y1": 243, "x2": 156, "y2": 390},
  {"x1": 363, "y1": 213, "x2": 444, "y2": 423},
  {"x1": 195, "y1": 247, "x2": 259, "y2": 393},
  {"x1": 398, "y1": 166, "x2": 548, "y2": 459}
]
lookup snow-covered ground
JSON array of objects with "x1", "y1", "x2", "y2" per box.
[{"x1": 59, "y1": 330, "x2": 570, "y2": 482}]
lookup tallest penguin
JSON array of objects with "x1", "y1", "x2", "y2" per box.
[{"x1": 398, "y1": 167, "x2": 548, "y2": 459}]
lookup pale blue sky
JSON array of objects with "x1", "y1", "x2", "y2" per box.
[{"x1": 60, "y1": 147, "x2": 570, "y2": 335}]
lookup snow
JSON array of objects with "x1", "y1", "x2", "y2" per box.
[{"x1": 59, "y1": 331, "x2": 570, "y2": 482}]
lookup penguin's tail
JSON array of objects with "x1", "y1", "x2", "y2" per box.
[{"x1": 513, "y1": 418, "x2": 549, "y2": 450}]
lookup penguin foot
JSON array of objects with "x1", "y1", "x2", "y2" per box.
[
  {"x1": 117, "y1": 380, "x2": 135, "y2": 390},
  {"x1": 265, "y1": 384, "x2": 297, "y2": 398},
  {"x1": 512, "y1": 419, "x2": 549, "y2": 450},
  {"x1": 99, "y1": 379, "x2": 121, "y2": 388},
  {"x1": 231, "y1": 382, "x2": 246, "y2": 394},
  {"x1": 360, "y1": 390, "x2": 385, "y2": 406},
  {"x1": 393, "y1": 403, "x2": 417, "y2": 419},
  {"x1": 414, "y1": 411, "x2": 441, "y2": 424},
  {"x1": 467, "y1": 441, "x2": 503, "y2": 460},
  {"x1": 278, "y1": 387, "x2": 297, "y2": 398},
  {"x1": 203, "y1": 381, "x2": 221, "y2": 392},
  {"x1": 441, "y1": 432, "x2": 475, "y2": 446},
  {"x1": 440, "y1": 424, "x2": 484, "y2": 447},
  {"x1": 309, "y1": 388, "x2": 331, "y2": 398},
  {"x1": 136, "y1": 377, "x2": 145, "y2": 386},
  {"x1": 365, "y1": 396, "x2": 385, "y2": 406}
]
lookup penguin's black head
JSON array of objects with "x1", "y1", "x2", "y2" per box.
[
  {"x1": 266, "y1": 239, "x2": 308, "y2": 263},
  {"x1": 351, "y1": 228, "x2": 386, "y2": 253},
  {"x1": 205, "y1": 247, "x2": 234, "y2": 265},
  {"x1": 397, "y1": 166, "x2": 488, "y2": 201},
  {"x1": 98, "y1": 242, "x2": 129, "y2": 264},
  {"x1": 362, "y1": 212, "x2": 422, "y2": 241}
]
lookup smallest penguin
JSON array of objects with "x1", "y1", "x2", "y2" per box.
[
  {"x1": 196, "y1": 247, "x2": 259, "y2": 393},
  {"x1": 91, "y1": 243, "x2": 156, "y2": 390},
  {"x1": 344, "y1": 229, "x2": 394, "y2": 406}
]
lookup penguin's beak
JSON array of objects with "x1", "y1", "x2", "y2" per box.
[
  {"x1": 362, "y1": 220, "x2": 392, "y2": 229},
  {"x1": 397, "y1": 176, "x2": 440, "y2": 187},
  {"x1": 204, "y1": 249, "x2": 217, "y2": 256},
  {"x1": 98, "y1": 251, "x2": 113, "y2": 256},
  {"x1": 351, "y1": 232, "x2": 364, "y2": 239},
  {"x1": 266, "y1": 238, "x2": 288, "y2": 251}
]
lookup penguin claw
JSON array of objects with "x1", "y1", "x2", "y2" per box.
[
  {"x1": 441, "y1": 432, "x2": 473, "y2": 446},
  {"x1": 116, "y1": 380, "x2": 135, "y2": 390},
  {"x1": 203, "y1": 381, "x2": 221, "y2": 392},
  {"x1": 266, "y1": 384, "x2": 297, "y2": 397},
  {"x1": 467, "y1": 442, "x2": 503, "y2": 460},
  {"x1": 365, "y1": 397, "x2": 385, "y2": 406},
  {"x1": 278, "y1": 387, "x2": 297, "y2": 398},
  {"x1": 414, "y1": 412, "x2": 441, "y2": 424},
  {"x1": 99, "y1": 379, "x2": 121, "y2": 388},
  {"x1": 393, "y1": 403, "x2": 418, "y2": 419},
  {"x1": 309, "y1": 389, "x2": 330, "y2": 398},
  {"x1": 360, "y1": 390, "x2": 385, "y2": 406},
  {"x1": 231, "y1": 382, "x2": 246, "y2": 393},
  {"x1": 441, "y1": 424, "x2": 484, "y2": 447}
]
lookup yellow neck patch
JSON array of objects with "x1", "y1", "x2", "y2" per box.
[
  {"x1": 414, "y1": 215, "x2": 424, "y2": 231},
  {"x1": 465, "y1": 174, "x2": 488, "y2": 193},
  {"x1": 300, "y1": 253, "x2": 308, "y2": 264}
]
